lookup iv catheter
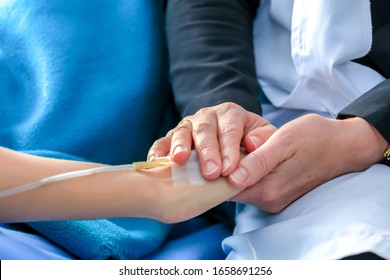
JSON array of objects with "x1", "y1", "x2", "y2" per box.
[{"x1": 0, "y1": 157, "x2": 171, "y2": 199}]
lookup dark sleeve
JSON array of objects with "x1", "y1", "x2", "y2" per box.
[
  {"x1": 166, "y1": 0, "x2": 261, "y2": 118},
  {"x1": 337, "y1": 79, "x2": 390, "y2": 144}
]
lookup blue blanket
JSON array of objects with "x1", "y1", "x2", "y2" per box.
[
  {"x1": 0, "y1": 0, "x2": 172, "y2": 163},
  {"x1": 0, "y1": 0, "x2": 235, "y2": 260},
  {"x1": 0, "y1": 0, "x2": 183, "y2": 259}
]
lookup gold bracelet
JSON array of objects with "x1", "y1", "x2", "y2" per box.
[{"x1": 384, "y1": 145, "x2": 390, "y2": 163}]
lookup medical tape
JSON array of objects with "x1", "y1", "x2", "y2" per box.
[{"x1": 171, "y1": 151, "x2": 205, "y2": 187}]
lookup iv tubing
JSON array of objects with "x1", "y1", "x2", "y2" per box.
[
  {"x1": 0, "y1": 156, "x2": 172, "y2": 199},
  {"x1": 0, "y1": 164, "x2": 135, "y2": 199}
]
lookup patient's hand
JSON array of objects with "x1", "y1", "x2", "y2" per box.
[
  {"x1": 0, "y1": 146, "x2": 242, "y2": 223},
  {"x1": 138, "y1": 165, "x2": 241, "y2": 223}
]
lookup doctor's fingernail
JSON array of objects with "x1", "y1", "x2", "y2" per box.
[
  {"x1": 173, "y1": 145, "x2": 186, "y2": 156},
  {"x1": 230, "y1": 167, "x2": 248, "y2": 185},
  {"x1": 222, "y1": 158, "x2": 230, "y2": 174},
  {"x1": 204, "y1": 160, "x2": 218, "y2": 176},
  {"x1": 250, "y1": 136, "x2": 262, "y2": 149}
]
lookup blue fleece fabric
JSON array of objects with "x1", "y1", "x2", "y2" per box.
[
  {"x1": 0, "y1": 0, "x2": 176, "y2": 260},
  {"x1": 0, "y1": 0, "x2": 171, "y2": 162}
]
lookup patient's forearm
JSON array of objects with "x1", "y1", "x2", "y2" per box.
[
  {"x1": 0, "y1": 147, "x2": 240, "y2": 223},
  {"x1": 0, "y1": 147, "x2": 158, "y2": 222}
]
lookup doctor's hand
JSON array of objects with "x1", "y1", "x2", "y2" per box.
[
  {"x1": 229, "y1": 114, "x2": 389, "y2": 212},
  {"x1": 148, "y1": 102, "x2": 276, "y2": 179}
]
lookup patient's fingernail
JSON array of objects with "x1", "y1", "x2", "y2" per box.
[
  {"x1": 204, "y1": 160, "x2": 218, "y2": 176},
  {"x1": 149, "y1": 154, "x2": 156, "y2": 161},
  {"x1": 230, "y1": 167, "x2": 248, "y2": 185},
  {"x1": 250, "y1": 136, "x2": 262, "y2": 149},
  {"x1": 173, "y1": 145, "x2": 186, "y2": 157}
]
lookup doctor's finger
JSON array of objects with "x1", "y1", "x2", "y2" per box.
[
  {"x1": 192, "y1": 108, "x2": 223, "y2": 180},
  {"x1": 148, "y1": 132, "x2": 173, "y2": 161},
  {"x1": 228, "y1": 130, "x2": 293, "y2": 188},
  {"x1": 243, "y1": 124, "x2": 277, "y2": 153},
  {"x1": 169, "y1": 119, "x2": 193, "y2": 163},
  {"x1": 217, "y1": 105, "x2": 267, "y2": 176}
]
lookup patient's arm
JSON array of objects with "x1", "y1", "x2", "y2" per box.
[{"x1": 0, "y1": 147, "x2": 241, "y2": 223}]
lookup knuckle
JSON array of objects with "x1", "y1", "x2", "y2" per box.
[
  {"x1": 170, "y1": 119, "x2": 193, "y2": 138},
  {"x1": 243, "y1": 182, "x2": 286, "y2": 213},
  {"x1": 166, "y1": 128, "x2": 175, "y2": 137},
  {"x1": 258, "y1": 187, "x2": 285, "y2": 213},
  {"x1": 267, "y1": 124, "x2": 278, "y2": 134},
  {"x1": 177, "y1": 118, "x2": 192, "y2": 128},
  {"x1": 219, "y1": 120, "x2": 242, "y2": 135},
  {"x1": 175, "y1": 119, "x2": 192, "y2": 131},
  {"x1": 149, "y1": 139, "x2": 170, "y2": 159},
  {"x1": 304, "y1": 113, "x2": 322, "y2": 121},
  {"x1": 174, "y1": 124, "x2": 192, "y2": 135},
  {"x1": 260, "y1": 202, "x2": 285, "y2": 214},
  {"x1": 198, "y1": 146, "x2": 219, "y2": 157},
  {"x1": 193, "y1": 121, "x2": 214, "y2": 136},
  {"x1": 219, "y1": 102, "x2": 245, "y2": 117},
  {"x1": 196, "y1": 106, "x2": 214, "y2": 116},
  {"x1": 277, "y1": 129, "x2": 295, "y2": 148},
  {"x1": 248, "y1": 150, "x2": 270, "y2": 174},
  {"x1": 151, "y1": 137, "x2": 168, "y2": 149},
  {"x1": 219, "y1": 102, "x2": 242, "y2": 112}
]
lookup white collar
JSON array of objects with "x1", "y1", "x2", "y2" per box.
[{"x1": 253, "y1": 0, "x2": 385, "y2": 115}]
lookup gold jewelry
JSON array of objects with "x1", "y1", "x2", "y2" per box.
[{"x1": 384, "y1": 145, "x2": 390, "y2": 163}]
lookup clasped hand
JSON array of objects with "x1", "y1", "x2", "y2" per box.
[{"x1": 149, "y1": 102, "x2": 387, "y2": 212}]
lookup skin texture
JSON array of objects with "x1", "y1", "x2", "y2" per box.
[
  {"x1": 149, "y1": 102, "x2": 389, "y2": 212},
  {"x1": 0, "y1": 147, "x2": 241, "y2": 223},
  {"x1": 149, "y1": 102, "x2": 276, "y2": 179}
]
